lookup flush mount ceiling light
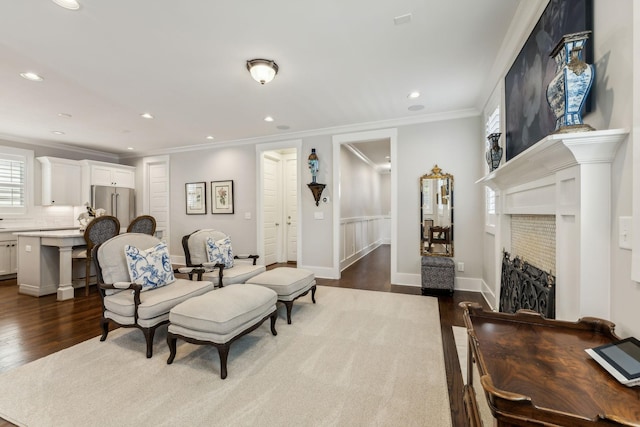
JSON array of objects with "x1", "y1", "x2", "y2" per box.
[
  {"x1": 246, "y1": 59, "x2": 279, "y2": 85},
  {"x1": 51, "y1": 0, "x2": 80, "y2": 10},
  {"x1": 140, "y1": 113, "x2": 154, "y2": 119}
]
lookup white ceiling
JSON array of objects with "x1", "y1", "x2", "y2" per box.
[{"x1": 0, "y1": 0, "x2": 521, "y2": 158}]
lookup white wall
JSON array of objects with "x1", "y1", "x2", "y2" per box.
[
  {"x1": 340, "y1": 145, "x2": 384, "y2": 217},
  {"x1": 396, "y1": 116, "x2": 484, "y2": 285}
]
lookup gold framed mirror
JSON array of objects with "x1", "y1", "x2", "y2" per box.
[{"x1": 420, "y1": 165, "x2": 453, "y2": 257}]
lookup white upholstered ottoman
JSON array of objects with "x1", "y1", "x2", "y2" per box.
[
  {"x1": 245, "y1": 267, "x2": 316, "y2": 324},
  {"x1": 166, "y1": 284, "x2": 278, "y2": 379}
]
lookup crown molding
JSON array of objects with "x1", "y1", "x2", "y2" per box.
[
  {"x1": 0, "y1": 132, "x2": 120, "y2": 162},
  {"x1": 120, "y1": 108, "x2": 480, "y2": 158}
]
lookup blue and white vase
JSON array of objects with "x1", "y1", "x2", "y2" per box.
[
  {"x1": 485, "y1": 133, "x2": 503, "y2": 172},
  {"x1": 546, "y1": 31, "x2": 595, "y2": 133}
]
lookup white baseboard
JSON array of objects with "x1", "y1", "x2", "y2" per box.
[
  {"x1": 19, "y1": 283, "x2": 56, "y2": 297},
  {"x1": 300, "y1": 265, "x2": 340, "y2": 279}
]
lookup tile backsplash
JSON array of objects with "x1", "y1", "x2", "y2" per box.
[
  {"x1": 511, "y1": 214, "x2": 556, "y2": 274},
  {"x1": 0, "y1": 206, "x2": 79, "y2": 229}
]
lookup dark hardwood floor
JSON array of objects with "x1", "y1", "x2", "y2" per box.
[{"x1": 0, "y1": 245, "x2": 488, "y2": 427}]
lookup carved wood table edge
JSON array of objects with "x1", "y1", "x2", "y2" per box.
[{"x1": 459, "y1": 302, "x2": 640, "y2": 427}]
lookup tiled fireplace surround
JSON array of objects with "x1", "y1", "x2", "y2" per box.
[{"x1": 480, "y1": 128, "x2": 628, "y2": 321}]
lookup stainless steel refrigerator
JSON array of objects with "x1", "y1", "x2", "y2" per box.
[{"x1": 91, "y1": 185, "x2": 135, "y2": 229}]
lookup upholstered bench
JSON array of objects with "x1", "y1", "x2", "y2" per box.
[
  {"x1": 245, "y1": 267, "x2": 316, "y2": 324},
  {"x1": 166, "y1": 284, "x2": 278, "y2": 379}
]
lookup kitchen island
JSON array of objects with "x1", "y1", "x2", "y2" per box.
[{"x1": 15, "y1": 229, "x2": 85, "y2": 301}]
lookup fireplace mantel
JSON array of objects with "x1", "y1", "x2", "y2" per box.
[
  {"x1": 477, "y1": 128, "x2": 629, "y2": 321},
  {"x1": 477, "y1": 128, "x2": 629, "y2": 190}
]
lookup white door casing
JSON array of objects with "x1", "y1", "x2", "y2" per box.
[
  {"x1": 263, "y1": 153, "x2": 280, "y2": 265},
  {"x1": 285, "y1": 154, "x2": 298, "y2": 262}
]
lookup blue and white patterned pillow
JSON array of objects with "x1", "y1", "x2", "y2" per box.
[
  {"x1": 124, "y1": 242, "x2": 175, "y2": 292},
  {"x1": 205, "y1": 236, "x2": 234, "y2": 268}
]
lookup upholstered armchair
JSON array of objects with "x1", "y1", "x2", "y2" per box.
[
  {"x1": 181, "y1": 229, "x2": 265, "y2": 287},
  {"x1": 93, "y1": 233, "x2": 214, "y2": 357}
]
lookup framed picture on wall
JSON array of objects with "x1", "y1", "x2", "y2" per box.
[
  {"x1": 185, "y1": 182, "x2": 206, "y2": 215},
  {"x1": 211, "y1": 180, "x2": 234, "y2": 214},
  {"x1": 504, "y1": 0, "x2": 593, "y2": 161}
]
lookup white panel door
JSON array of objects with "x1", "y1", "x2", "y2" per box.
[
  {"x1": 284, "y1": 155, "x2": 297, "y2": 262},
  {"x1": 263, "y1": 155, "x2": 280, "y2": 265}
]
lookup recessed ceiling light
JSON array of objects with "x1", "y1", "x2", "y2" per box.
[
  {"x1": 20, "y1": 72, "x2": 43, "y2": 82},
  {"x1": 408, "y1": 104, "x2": 424, "y2": 111},
  {"x1": 127, "y1": 147, "x2": 134, "y2": 150},
  {"x1": 206, "y1": 135, "x2": 215, "y2": 140},
  {"x1": 51, "y1": 0, "x2": 80, "y2": 10},
  {"x1": 408, "y1": 91, "x2": 420, "y2": 99},
  {"x1": 394, "y1": 13, "x2": 412, "y2": 25},
  {"x1": 140, "y1": 113, "x2": 154, "y2": 119},
  {"x1": 52, "y1": 131, "x2": 65, "y2": 135},
  {"x1": 264, "y1": 116, "x2": 275, "y2": 122},
  {"x1": 58, "y1": 113, "x2": 72, "y2": 118}
]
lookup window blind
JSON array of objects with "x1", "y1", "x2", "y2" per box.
[{"x1": 0, "y1": 158, "x2": 25, "y2": 207}]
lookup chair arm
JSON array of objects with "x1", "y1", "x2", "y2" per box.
[
  {"x1": 98, "y1": 282, "x2": 143, "y2": 322},
  {"x1": 235, "y1": 254, "x2": 259, "y2": 265},
  {"x1": 174, "y1": 267, "x2": 206, "y2": 281}
]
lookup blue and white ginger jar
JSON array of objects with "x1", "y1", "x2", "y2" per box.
[{"x1": 546, "y1": 31, "x2": 595, "y2": 133}]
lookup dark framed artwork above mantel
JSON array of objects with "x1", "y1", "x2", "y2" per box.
[{"x1": 505, "y1": 0, "x2": 593, "y2": 161}]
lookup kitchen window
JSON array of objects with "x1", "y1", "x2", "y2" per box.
[{"x1": 0, "y1": 146, "x2": 33, "y2": 215}]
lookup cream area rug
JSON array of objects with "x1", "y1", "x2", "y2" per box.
[{"x1": 0, "y1": 286, "x2": 452, "y2": 427}]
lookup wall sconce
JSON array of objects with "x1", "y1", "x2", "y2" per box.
[{"x1": 307, "y1": 148, "x2": 325, "y2": 206}]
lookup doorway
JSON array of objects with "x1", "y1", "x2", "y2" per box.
[
  {"x1": 332, "y1": 129, "x2": 397, "y2": 281},
  {"x1": 256, "y1": 141, "x2": 302, "y2": 266}
]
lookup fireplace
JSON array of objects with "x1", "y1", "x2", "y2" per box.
[{"x1": 478, "y1": 128, "x2": 628, "y2": 320}]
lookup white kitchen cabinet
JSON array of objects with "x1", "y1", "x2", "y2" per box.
[
  {"x1": 81, "y1": 160, "x2": 135, "y2": 189},
  {"x1": 0, "y1": 237, "x2": 17, "y2": 276},
  {"x1": 37, "y1": 157, "x2": 82, "y2": 206}
]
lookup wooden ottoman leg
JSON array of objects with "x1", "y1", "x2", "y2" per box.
[
  {"x1": 216, "y1": 344, "x2": 230, "y2": 380},
  {"x1": 283, "y1": 301, "x2": 294, "y2": 324},
  {"x1": 311, "y1": 285, "x2": 316, "y2": 303},
  {"x1": 167, "y1": 332, "x2": 178, "y2": 364},
  {"x1": 270, "y1": 311, "x2": 278, "y2": 336}
]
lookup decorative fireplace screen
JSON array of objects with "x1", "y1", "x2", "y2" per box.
[{"x1": 499, "y1": 251, "x2": 556, "y2": 319}]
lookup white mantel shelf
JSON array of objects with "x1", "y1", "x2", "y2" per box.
[{"x1": 476, "y1": 128, "x2": 629, "y2": 190}]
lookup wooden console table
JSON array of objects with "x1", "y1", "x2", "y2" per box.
[{"x1": 460, "y1": 302, "x2": 640, "y2": 426}]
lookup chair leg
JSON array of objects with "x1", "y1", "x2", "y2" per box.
[
  {"x1": 311, "y1": 285, "x2": 317, "y2": 303},
  {"x1": 85, "y1": 256, "x2": 91, "y2": 296},
  {"x1": 144, "y1": 328, "x2": 156, "y2": 358},
  {"x1": 100, "y1": 317, "x2": 110, "y2": 341}
]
